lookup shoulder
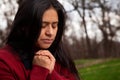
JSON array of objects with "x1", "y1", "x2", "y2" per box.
[
  {"x1": 0, "y1": 45, "x2": 16, "y2": 58},
  {"x1": 0, "y1": 45, "x2": 27, "y2": 80},
  {"x1": 0, "y1": 46, "x2": 12, "y2": 59},
  {"x1": 0, "y1": 45, "x2": 20, "y2": 66}
]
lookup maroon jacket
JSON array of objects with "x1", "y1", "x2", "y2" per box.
[{"x1": 0, "y1": 45, "x2": 76, "y2": 80}]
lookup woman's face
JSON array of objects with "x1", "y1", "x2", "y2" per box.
[{"x1": 37, "y1": 7, "x2": 58, "y2": 49}]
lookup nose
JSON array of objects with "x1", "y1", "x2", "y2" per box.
[{"x1": 45, "y1": 24, "x2": 53, "y2": 36}]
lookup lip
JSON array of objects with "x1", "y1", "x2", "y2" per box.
[{"x1": 41, "y1": 39, "x2": 53, "y2": 44}]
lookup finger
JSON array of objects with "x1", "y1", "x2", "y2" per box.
[
  {"x1": 35, "y1": 53, "x2": 40, "y2": 56},
  {"x1": 39, "y1": 55, "x2": 50, "y2": 59},
  {"x1": 40, "y1": 50, "x2": 54, "y2": 58},
  {"x1": 35, "y1": 50, "x2": 44, "y2": 55},
  {"x1": 35, "y1": 50, "x2": 55, "y2": 61},
  {"x1": 35, "y1": 52, "x2": 50, "y2": 59},
  {"x1": 42, "y1": 50, "x2": 55, "y2": 61}
]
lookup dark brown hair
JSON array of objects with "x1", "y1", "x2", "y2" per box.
[{"x1": 6, "y1": 0, "x2": 80, "y2": 79}]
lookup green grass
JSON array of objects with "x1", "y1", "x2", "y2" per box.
[{"x1": 75, "y1": 58, "x2": 120, "y2": 80}]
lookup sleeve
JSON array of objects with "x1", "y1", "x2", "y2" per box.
[
  {"x1": 0, "y1": 61, "x2": 15, "y2": 80},
  {"x1": 29, "y1": 65, "x2": 49, "y2": 80},
  {"x1": 47, "y1": 67, "x2": 76, "y2": 80}
]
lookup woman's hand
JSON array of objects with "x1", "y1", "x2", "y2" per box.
[{"x1": 33, "y1": 50, "x2": 56, "y2": 73}]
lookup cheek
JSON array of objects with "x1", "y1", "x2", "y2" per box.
[
  {"x1": 38, "y1": 30, "x2": 44, "y2": 39},
  {"x1": 37, "y1": 34, "x2": 41, "y2": 41},
  {"x1": 36, "y1": 32, "x2": 43, "y2": 44},
  {"x1": 36, "y1": 36, "x2": 41, "y2": 46},
  {"x1": 55, "y1": 28, "x2": 58, "y2": 35}
]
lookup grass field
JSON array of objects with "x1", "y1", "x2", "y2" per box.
[{"x1": 75, "y1": 58, "x2": 120, "y2": 80}]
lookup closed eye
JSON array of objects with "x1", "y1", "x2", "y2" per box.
[
  {"x1": 42, "y1": 22, "x2": 49, "y2": 28},
  {"x1": 52, "y1": 22, "x2": 58, "y2": 28},
  {"x1": 42, "y1": 21, "x2": 58, "y2": 28}
]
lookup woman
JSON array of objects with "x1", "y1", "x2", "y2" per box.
[{"x1": 0, "y1": 0, "x2": 80, "y2": 80}]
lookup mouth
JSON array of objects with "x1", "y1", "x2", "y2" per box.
[{"x1": 41, "y1": 39, "x2": 53, "y2": 44}]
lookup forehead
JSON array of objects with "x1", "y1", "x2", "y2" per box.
[{"x1": 42, "y1": 7, "x2": 58, "y2": 22}]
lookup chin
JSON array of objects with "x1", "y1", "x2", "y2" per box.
[
  {"x1": 40, "y1": 46, "x2": 51, "y2": 50},
  {"x1": 36, "y1": 43, "x2": 51, "y2": 50}
]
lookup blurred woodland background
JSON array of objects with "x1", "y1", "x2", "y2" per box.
[{"x1": 1, "y1": 0, "x2": 120, "y2": 59}]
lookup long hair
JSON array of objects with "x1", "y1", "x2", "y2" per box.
[{"x1": 6, "y1": 0, "x2": 80, "y2": 79}]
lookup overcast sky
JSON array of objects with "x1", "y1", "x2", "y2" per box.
[
  {"x1": 59, "y1": 0, "x2": 120, "y2": 42},
  {"x1": 0, "y1": 0, "x2": 120, "y2": 42}
]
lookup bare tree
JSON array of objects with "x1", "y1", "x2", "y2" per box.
[
  {"x1": 88, "y1": 0, "x2": 120, "y2": 57},
  {"x1": 0, "y1": 0, "x2": 23, "y2": 47},
  {"x1": 66, "y1": 0, "x2": 92, "y2": 58},
  {"x1": 0, "y1": 0, "x2": 18, "y2": 47},
  {"x1": 65, "y1": 0, "x2": 120, "y2": 58}
]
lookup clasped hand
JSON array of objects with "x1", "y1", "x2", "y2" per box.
[{"x1": 33, "y1": 50, "x2": 56, "y2": 73}]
